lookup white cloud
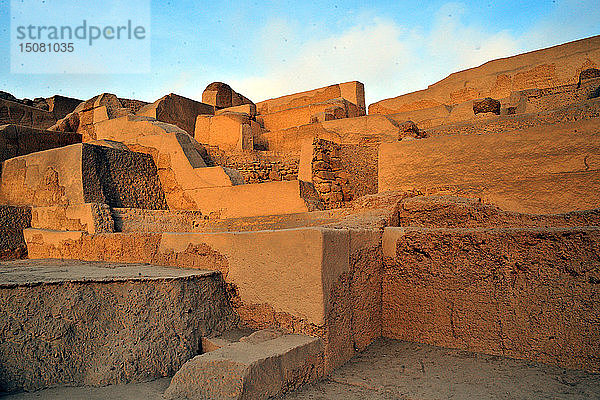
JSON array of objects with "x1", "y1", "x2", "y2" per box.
[
  {"x1": 428, "y1": 3, "x2": 520, "y2": 70},
  {"x1": 230, "y1": 17, "x2": 413, "y2": 105},
  {"x1": 521, "y1": 0, "x2": 600, "y2": 51},
  {"x1": 228, "y1": 4, "x2": 525, "y2": 106}
]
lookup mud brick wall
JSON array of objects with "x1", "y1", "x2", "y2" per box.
[
  {"x1": 311, "y1": 139, "x2": 351, "y2": 208},
  {"x1": 517, "y1": 77, "x2": 600, "y2": 112},
  {"x1": 0, "y1": 271, "x2": 237, "y2": 392},
  {"x1": 82, "y1": 144, "x2": 168, "y2": 210},
  {"x1": 0, "y1": 205, "x2": 31, "y2": 260},
  {"x1": 383, "y1": 226, "x2": 600, "y2": 372},
  {"x1": 0, "y1": 99, "x2": 57, "y2": 129},
  {"x1": 339, "y1": 144, "x2": 378, "y2": 199},
  {"x1": 118, "y1": 98, "x2": 150, "y2": 114},
  {"x1": 111, "y1": 208, "x2": 205, "y2": 233},
  {"x1": 0, "y1": 124, "x2": 82, "y2": 163},
  {"x1": 204, "y1": 147, "x2": 299, "y2": 183}
]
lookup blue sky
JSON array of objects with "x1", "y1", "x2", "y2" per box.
[{"x1": 1, "y1": 0, "x2": 598, "y2": 105}]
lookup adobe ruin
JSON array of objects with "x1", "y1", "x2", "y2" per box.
[{"x1": 1, "y1": 35, "x2": 600, "y2": 399}]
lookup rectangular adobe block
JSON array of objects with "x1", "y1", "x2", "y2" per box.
[
  {"x1": 0, "y1": 143, "x2": 167, "y2": 209},
  {"x1": 0, "y1": 259, "x2": 236, "y2": 392},
  {"x1": 256, "y1": 81, "x2": 366, "y2": 116}
]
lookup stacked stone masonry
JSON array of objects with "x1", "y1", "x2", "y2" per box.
[
  {"x1": 204, "y1": 146, "x2": 299, "y2": 183},
  {"x1": 311, "y1": 139, "x2": 352, "y2": 208}
]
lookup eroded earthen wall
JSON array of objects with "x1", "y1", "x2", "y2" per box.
[
  {"x1": 0, "y1": 273, "x2": 237, "y2": 392},
  {"x1": 378, "y1": 119, "x2": 600, "y2": 214},
  {"x1": 0, "y1": 99, "x2": 57, "y2": 129},
  {"x1": 81, "y1": 144, "x2": 168, "y2": 209},
  {"x1": 0, "y1": 125, "x2": 81, "y2": 163},
  {"x1": 383, "y1": 226, "x2": 600, "y2": 372},
  {"x1": 0, "y1": 205, "x2": 31, "y2": 260}
]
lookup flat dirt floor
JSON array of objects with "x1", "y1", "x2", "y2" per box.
[{"x1": 3, "y1": 339, "x2": 599, "y2": 399}]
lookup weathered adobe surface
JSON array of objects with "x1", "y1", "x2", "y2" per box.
[
  {"x1": 20, "y1": 192, "x2": 600, "y2": 377},
  {"x1": 137, "y1": 93, "x2": 214, "y2": 136},
  {"x1": 383, "y1": 226, "x2": 600, "y2": 372},
  {"x1": 0, "y1": 124, "x2": 81, "y2": 163},
  {"x1": 339, "y1": 143, "x2": 378, "y2": 199},
  {"x1": 223, "y1": 229, "x2": 383, "y2": 373},
  {"x1": 256, "y1": 81, "x2": 365, "y2": 116},
  {"x1": 424, "y1": 95, "x2": 600, "y2": 137},
  {"x1": 0, "y1": 93, "x2": 81, "y2": 130},
  {"x1": 369, "y1": 35, "x2": 600, "y2": 114},
  {"x1": 110, "y1": 207, "x2": 347, "y2": 234},
  {"x1": 0, "y1": 205, "x2": 31, "y2": 260},
  {"x1": 382, "y1": 71, "x2": 600, "y2": 131},
  {"x1": 253, "y1": 114, "x2": 399, "y2": 154},
  {"x1": 81, "y1": 144, "x2": 168, "y2": 209},
  {"x1": 381, "y1": 194, "x2": 600, "y2": 372},
  {"x1": 0, "y1": 99, "x2": 58, "y2": 130},
  {"x1": 31, "y1": 203, "x2": 115, "y2": 234},
  {"x1": 164, "y1": 333, "x2": 325, "y2": 400},
  {"x1": 0, "y1": 92, "x2": 80, "y2": 118},
  {"x1": 202, "y1": 82, "x2": 254, "y2": 110},
  {"x1": 397, "y1": 195, "x2": 600, "y2": 228},
  {"x1": 378, "y1": 116, "x2": 600, "y2": 214},
  {"x1": 256, "y1": 97, "x2": 361, "y2": 132},
  {"x1": 23, "y1": 207, "x2": 398, "y2": 375},
  {"x1": 0, "y1": 259, "x2": 238, "y2": 393},
  {"x1": 0, "y1": 143, "x2": 168, "y2": 210}
]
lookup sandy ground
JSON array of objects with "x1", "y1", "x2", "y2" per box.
[
  {"x1": 0, "y1": 379, "x2": 170, "y2": 400},
  {"x1": 283, "y1": 339, "x2": 600, "y2": 400},
  {"x1": 3, "y1": 339, "x2": 599, "y2": 399}
]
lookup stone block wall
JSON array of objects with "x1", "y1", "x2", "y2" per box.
[
  {"x1": 204, "y1": 147, "x2": 299, "y2": 184},
  {"x1": 310, "y1": 139, "x2": 352, "y2": 208}
]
